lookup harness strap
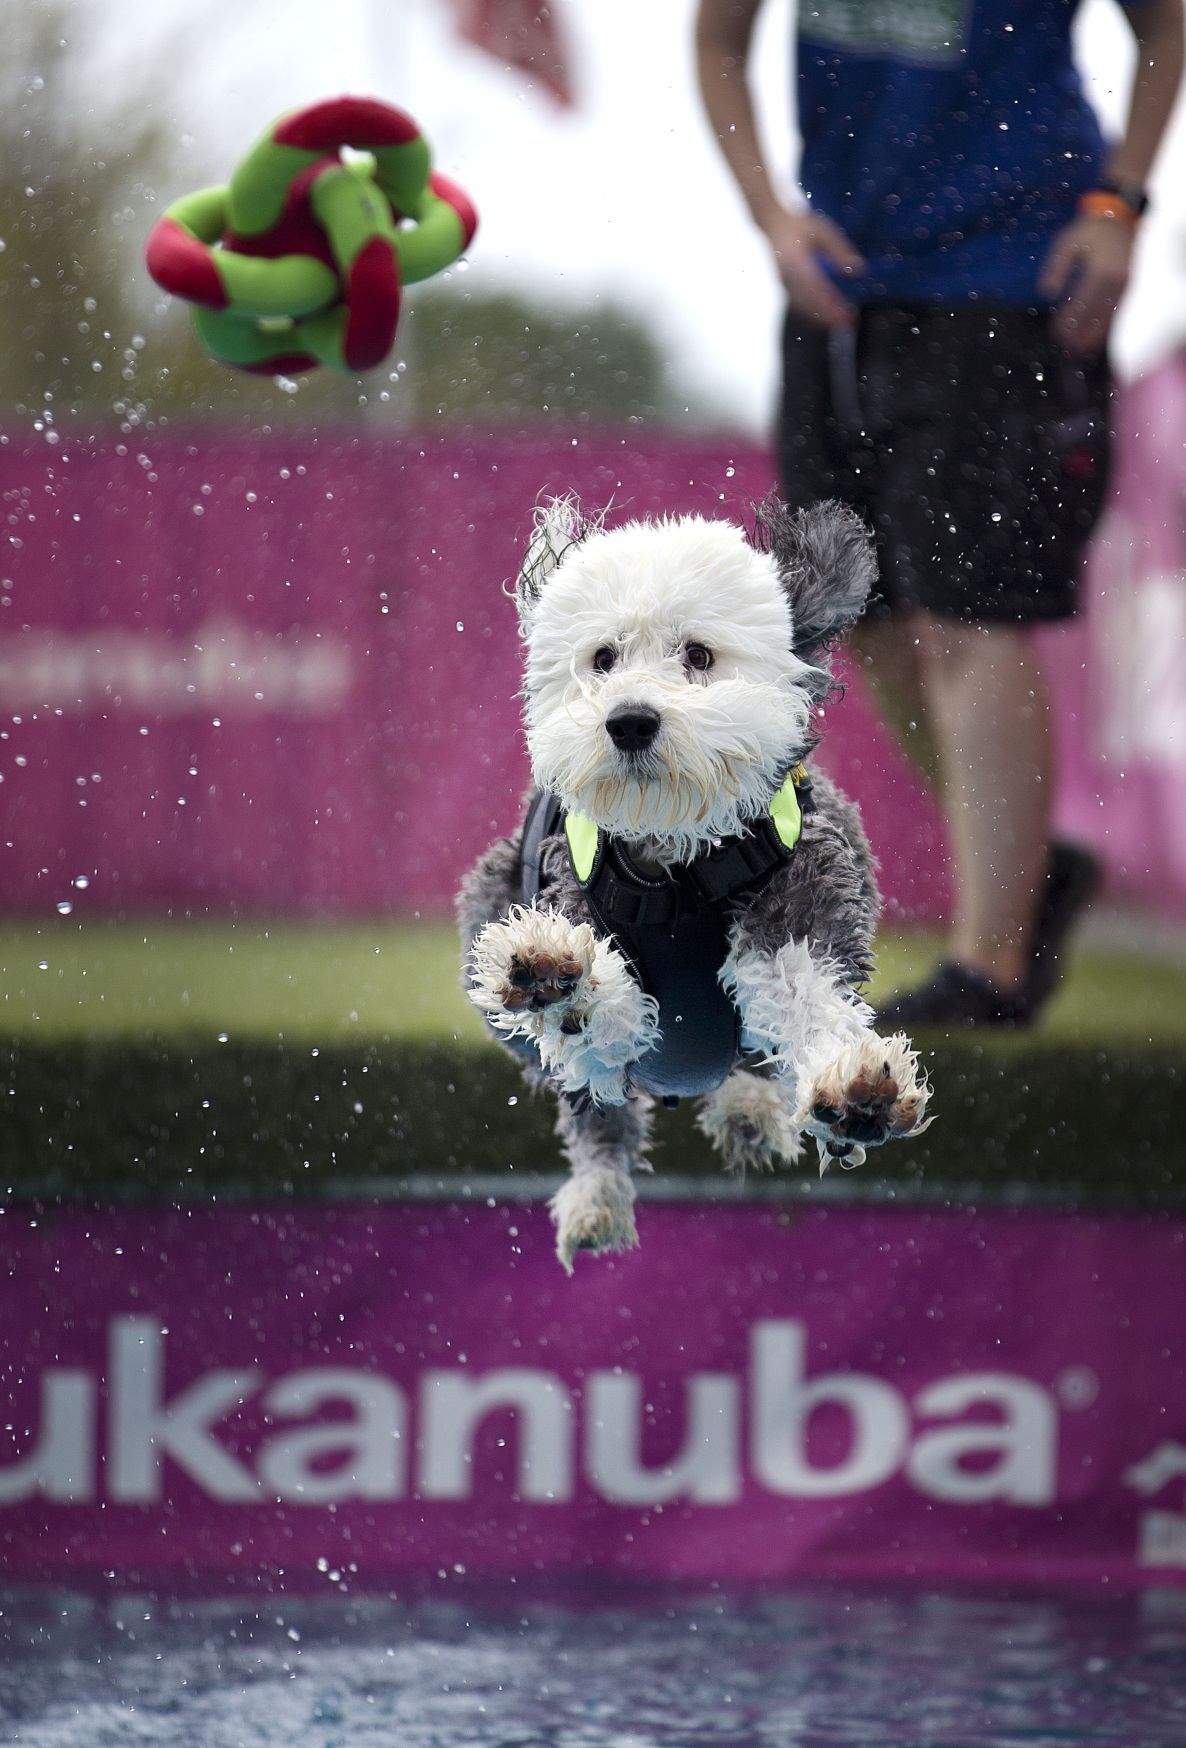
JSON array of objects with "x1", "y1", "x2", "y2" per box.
[
  {"x1": 518, "y1": 788, "x2": 563, "y2": 906},
  {"x1": 685, "y1": 818, "x2": 794, "y2": 905},
  {"x1": 513, "y1": 771, "x2": 815, "y2": 1102},
  {"x1": 586, "y1": 852, "x2": 678, "y2": 930},
  {"x1": 518, "y1": 769, "x2": 814, "y2": 919}
]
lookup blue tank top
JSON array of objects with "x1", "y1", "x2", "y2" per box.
[{"x1": 796, "y1": 0, "x2": 1122, "y2": 304}]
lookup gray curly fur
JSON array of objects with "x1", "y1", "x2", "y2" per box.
[{"x1": 748, "y1": 493, "x2": 877, "y2": 669}]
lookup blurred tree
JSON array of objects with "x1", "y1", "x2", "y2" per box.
[
  {"x1": 401, "y1": 285, "x2": 705, "y2": 427},
  {"x1": 0, "y1": 4, "x2": 176, "y2": 423}
]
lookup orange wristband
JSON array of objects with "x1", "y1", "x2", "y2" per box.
[{"x1": 1077, "y1": 189, "x2": 1142, "y2": 225}]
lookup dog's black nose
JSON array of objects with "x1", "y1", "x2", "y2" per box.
[{"x1": 605, "y1": 705, "x2": 661, "y2": 754}]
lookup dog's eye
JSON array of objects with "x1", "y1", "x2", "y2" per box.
[
  {"x1": 592, "y1": 646, "x2": 617, "y2": 674},
  {"x1": 685, "y1": 642, "x2": 714, "y2": 673}
]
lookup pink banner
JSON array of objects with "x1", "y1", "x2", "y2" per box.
[
  {"x1": 0, "y1": 434, "x2": 784, "y2": 915},
  {"x1": 3, "y1": 385, "x2": 1184, "y2": 919},
  {"x1": 1038, "y1": 354, "x2": 1186, "y2": 913},
  {"x1": 4, "y1": 1201, "x2": 1186, "y2": 1589}
]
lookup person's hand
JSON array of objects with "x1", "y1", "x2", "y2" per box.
[
  {"x1": 1038, "y1": 215, "x2": 1135, "y2": 354},
  {"x1": 761, "y1": 207, "x2": 866, "y2": 330}
]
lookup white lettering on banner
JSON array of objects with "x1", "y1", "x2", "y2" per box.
[
  {"x1": 585, "y1": 1373, "x2": 741, "y2": 1504},
  {"x1": 752, "y1": 1320, "x2": 910, "y2": 1496},
  {"x1": 0, "y1": 1373, "x2": 95, "y2": 1503},
  {"x1": 418, "y1": 1370, "x2": 573, "y2": 1502},
  {"x1": 1124, "y1": 1442, "x2": 1186, "y2": 1495},
  {"x1": 0, "y1": 1315, "x2": 1067, "y2": 1509},
  {"x1": 1139, "y1": 1511, "x2": 1186, "y2": 1566},
  {"x1": 907, "y1": 1375, "x2": 1057, "y2": 1505},
  {"x1": 1122, "y1": 1442, "x2": 1186, "y2": 1567},
  {"x1": 108, "y1": 1317, "x2": 261, "y2": 1503},
  {"x1": 258, "y1": 1370, "x2": 407, "y2": 1503},
  {"x1": 0, "y1": 617, "x2": 352, "y2": 716}
]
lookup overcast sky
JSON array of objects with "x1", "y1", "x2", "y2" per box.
[{"x1": 86, "y1": 0, "x2": 1186, "y2": 431}]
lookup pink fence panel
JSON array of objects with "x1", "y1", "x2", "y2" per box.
[{"x1": 3, "y1": 388, "x2": 1183, "y2": 920}]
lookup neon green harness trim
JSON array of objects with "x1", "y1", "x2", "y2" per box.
[
  {"x1": 565, "y1": 812, "x2": 601, "y2": 883},
  {"x1": 769, "y1": 766, "x2": 805, "y2": 850},
  {"x1": 563, "y1": 767, "x2": 805, "y2": 882}
]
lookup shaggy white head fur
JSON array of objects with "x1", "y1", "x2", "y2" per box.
[{"x1": 519, "y1": 508, "x2": 820, "y2": 861}]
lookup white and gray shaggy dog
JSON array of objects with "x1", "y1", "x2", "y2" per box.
[{"x1": 458, "y1": 493, "x2": 933, "y2": 1271}]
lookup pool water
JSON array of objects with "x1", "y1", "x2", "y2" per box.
[{"x1": 3, "y1": 1585, "x2": 1185, "y2": 1747}]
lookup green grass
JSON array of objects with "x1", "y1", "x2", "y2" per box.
[
  {"x1": 0, "y1": 917, "x2": 485, "y2": 1045},
  {"x1": 0, "y1": 914, "x2": 1181, "y2": 1049}
]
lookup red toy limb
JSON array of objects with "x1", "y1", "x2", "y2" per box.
[
  {"x1": 273, "y1": 97, "x2": 421, "y2": 153},
  {"x1": 342, "y1": 236, "x2": 403, "y2": 370},
  {"x1": 430, "y1": 172, "x2": 480, "y2": 252},
  {"x1": 145, "y1": 216, "x2": 230, "y2": 309}
]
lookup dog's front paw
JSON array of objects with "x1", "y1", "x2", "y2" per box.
[
  {"x1": 468, "y1": 907, "x2": 596, "y2": 1029},
  {"x1": 800, "y1": 1032, "x2": 933, "y2": 1175},
  {"x1": 550, "y1": 1170, "x2": 638, "y2": 1275}
]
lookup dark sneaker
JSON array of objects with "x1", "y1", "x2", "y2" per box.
[
  {"x1": 878, "y1": 840, "x2": 1100, "y2": 1031},
  {"x1": 1028, "y1": 840, "x2": 1101, "y2": 1009},
  {"x1": 876, "y1": 960, "x2": 1033, "y2": 1030}
]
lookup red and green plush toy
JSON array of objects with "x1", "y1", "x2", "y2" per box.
[{"x1": 145, "y1": 96, "x2": 477, "y2": 375}]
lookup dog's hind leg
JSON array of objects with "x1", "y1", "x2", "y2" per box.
[
  {"x1": 550, "y1": 1093, "x2": 654, "y2": 1274},
  {"x1": 697, "y1": 1068, "x2": 803, "y2": 1176}
]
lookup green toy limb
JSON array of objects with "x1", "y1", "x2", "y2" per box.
[
  {"x1": 194, "y1": 291, "x2": 361, "y2": 373},
  {"x1": 371, "y1": 138, "x2": 434, "y2": 216},
  {"x1": 393, "y1": 192, "x2": 467, "y2": 283},
  {"x1": 309, "y1": 162, "x2": 400, "y2": 277},
  {"x1": 214, "y1": 250, "x2": 339, "y2": 320},
  {"x1": 166, "y1": 183, "x2": 339, "y2": 318},
  {"x1": 191, "y1": 306, "x2": 303, "y2": 368},
  {"x1": 164, "y1": 185, "x2": 231, "y2": 244},
  {"x1": 228, "y1": 138, "x2": 324, "y2": 236}
]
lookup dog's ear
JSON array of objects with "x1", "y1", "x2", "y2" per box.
[
  {"x1": 515, "y1": 495, "x2": 600, "y2": 625},
  {"x1": 748, "y1": 494, "x2": 876, "y2": 661}
]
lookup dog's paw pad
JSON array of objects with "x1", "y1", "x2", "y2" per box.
[
  {"x1": 500, "y1": 949, "x2": 588, "y2": 1012},
  {"x1": 468, "y1": 913, "x2": 597, "y2": 1025},
  {"x1": 805, "y1": 1037, "x2": 932, "y2": 1155}
]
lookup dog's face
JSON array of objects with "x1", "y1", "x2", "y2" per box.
[{"x1": 515, "y1": 495, "x2": 875, "y2": 859}]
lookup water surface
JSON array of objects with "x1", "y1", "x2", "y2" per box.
[{"x1": 3, "y1": 1584, "x2": 1185, "y2": 1747}]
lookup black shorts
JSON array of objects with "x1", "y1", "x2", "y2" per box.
[{"x1": 778, "y1": 305, "x2": 1112, "y2": 625}]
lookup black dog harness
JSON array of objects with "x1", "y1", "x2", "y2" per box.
[{"x1": 518, "y1": 769, "x2": 813, "y2": 1101}]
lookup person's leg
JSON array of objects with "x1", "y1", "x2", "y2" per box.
[
  {"x1": 870, "y1": 309, "x2": 1108, "y2": 1025},
  {"x1": 915, "y1": 613, "x2": 1052, "y2": 992},
  {"x1": 847, "y1": 609, "x2": 942, "y2": 791}
]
